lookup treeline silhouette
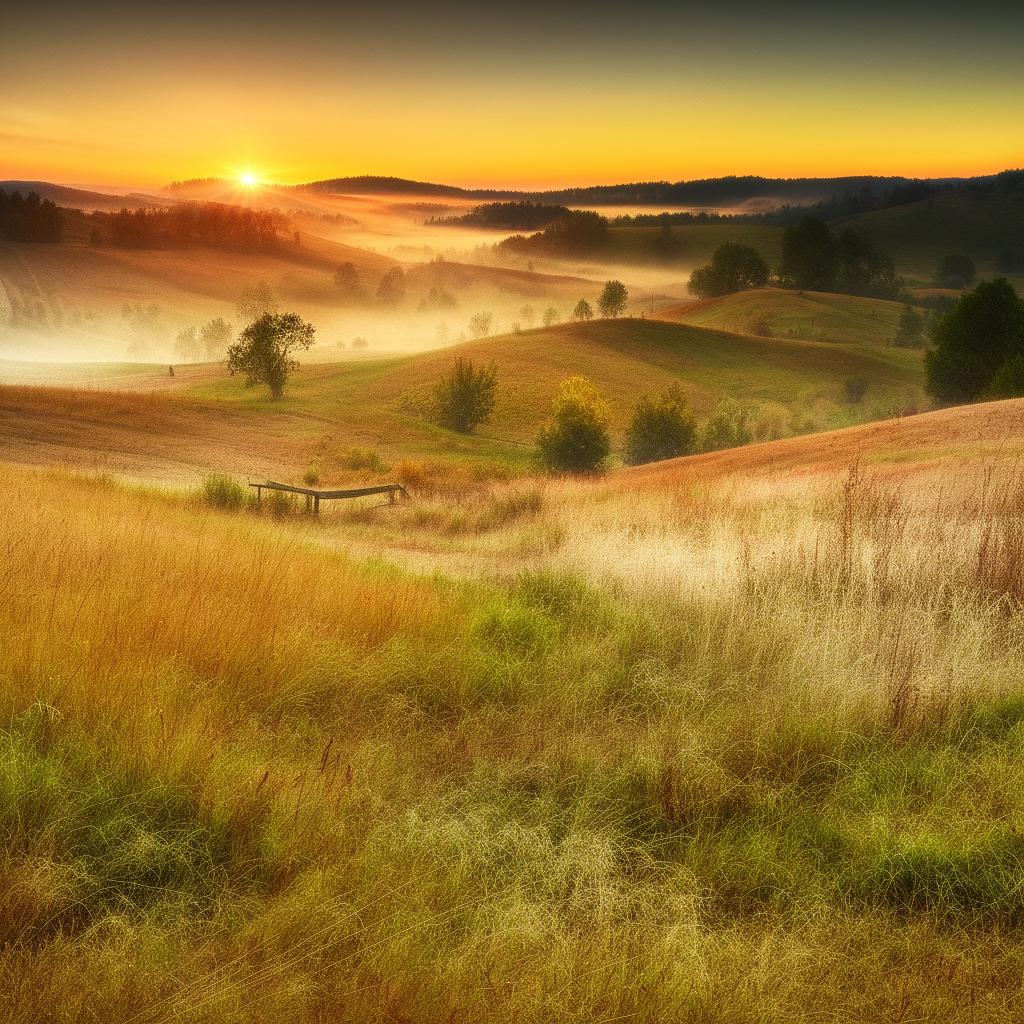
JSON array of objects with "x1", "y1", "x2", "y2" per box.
[
  {"x1": 0, "y1": 189, "x2": 62, "y2": 242},
  {"x1": 93, "y1": 202, "x2": 287, "y2": 249},
  {"x1": 429, "y1": 202, "x2": 570, "y2": 230}
]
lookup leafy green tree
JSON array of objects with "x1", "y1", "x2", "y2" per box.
[
  {"x1": 333, "y1": 261, "x2": 362, "y2": 300},
  {"x1": 537, "y1": 377, "x2": 610, "y2": 473},
  {"x1": 598, "y1": 280, "x2": 628, "y2": 317},
  {"x1": 687, "y1": 244, "x2": 769, "y2": 298},
  {"x1": 236, "y1": 280, "x2": 277, "y2": 325},
  {"x1": 572, "y1": 298, "x2": 593, "y2": 322},
  {"x1": 624, "y1": 384, "x2": 696, "y2": 465},
  {"x1": 925, "y1": 279, "x2": 1024, "y2": 404},
  {"x1": 936, "y1": 253, "x2": 976, "y2": 290},
  {"x1": 892, "y1": 304, "x2": 925, "y2": 348},
  {"x1": 701, "y1": 397, "x2": 753, "y2": 452},
  {"x1": 433, "y1": 358, "x2": 498, "y2": 433},
  {"x1": 989, "y1": 355, "x2": 1024, "y2": 398},
  {"x1": 542, "y1": 306, "x2": 559, "y2": 327},
  {"x1": 377, "y1": 266, "x2": 406, "y2": 304},
  {"x1": 779, "y1": 217, "x2": 840, "y2": 291},
  {"x1": 226, "y1": 312, "x2": 315, "y2": 399},
  {"x1": 836, "y1": 229, "x2": 900, "y2": 298},
  {"x1": 200, "y1": 317, "x2": 233, "y2": 359}
]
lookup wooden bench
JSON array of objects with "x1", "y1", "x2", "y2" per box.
[{"x1": 249, "y1": 480, "x2": 409, "y2": 514}]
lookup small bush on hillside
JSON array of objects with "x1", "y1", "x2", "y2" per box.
[
  {"x1": 935, "y1": 253, "x2": 976, "y2": 290},
  {"x1": 537, "y1": 376, "x2": 611, "y2": 474},
  {"x1": 543, "y1": 306, "x2": 559, "y2": 327},
  {"x1": 201, "y1": 474, "x2": 247, "y2": 511},
  {"x1": 468, "y1": 312, "x2": 493, "y2": 339},
  {"x1": 844, "y1": 377, "x2": 870, "y2": 403},
  {"x1": 302, "y1": 466, "x2": 321, "y2": 486},
  {"x1": 377, "y1": 266, "x2": 406, "y2": 305},
  {"x1": 624, "y1": 384, "x2": 697, "y2": 465},
  {"x1": 749, "y1": 316, "x2": 773, "y2": 337},
  {"x1": 433, "y1": 357, "x2": 498, "y2": 433},
  {"x1": 265, "y1": 489, "x2": 296, "y2": 518},
  {"x1": 340, "y1": 447, "x2": 388, "y2": 473},
  {"x1": 892, "y1": 304, "x2": 925, "y2": 348},
  {"x1": 701, "y1": 397, "x2": 753, "y2": 452}
]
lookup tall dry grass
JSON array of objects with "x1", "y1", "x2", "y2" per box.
[{"x1": 3, "y1": 457, "x2": 1024, "y2": 1021}]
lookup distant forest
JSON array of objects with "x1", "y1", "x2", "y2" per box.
[
  {"x1": 0, "y1": 189, "x2": 63, "y2": 242},
  {"x1": 429, "y1": 202, "x2": 571, "y2": 230},
  {"x1": 92, "y1": 203, "x2": 288, "y2": 249}
]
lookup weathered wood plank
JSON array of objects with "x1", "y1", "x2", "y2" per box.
[{"x1": 248, "y1": 480, "x2": 409, "y2": 502}]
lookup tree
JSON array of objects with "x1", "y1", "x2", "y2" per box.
[
  {"x1": 598, "y1": 280, "x2": 628, "y2": 318},
  {"x1": 572, "y1": 298, "x2": 593, "y2": 322},
  {"x1": 925, "y1": 279, "x2": 1024, "y2": 404},
  {"x1": 377, "y1": 266, "x2": 406, "y2": 304},
  {"x1": 519, "y1": 305, "x2": 536, "y2": 329},
  {"x1": 624, "y1": 384, "x2": 696, "y2": 465},
  {"x1": 236, "y1": 281, "x2": 277, "y2": 325},
  {"x1": 174, "y1": 326, "x2": 201, "y2": 362},
  {"x1": 333, "y1": 262, "x2": 362, "y2": 300},
  {"x1": 433, "y1": 358, "x2": 498, "y2": 433},
  {"x1": 779, "y1": 217, "x2": 839, "y2": 291},
  {"x1": 835, "y1": 229, "x2": 900, "y2": 298},
  {"x1": 226, "y1": 312, "x2": 315, "y2": 399},
  {"x1": 468, "y1": 312, "x2": 493, "y2": 338},
  {"x1": 543, "y1": 306, "x2": 559, "y2": 327},
  {"x1": 687, "y1": 244, "x2": 769, "y2": 298},
  {"x1": 935, "y1": 253, "x2": 976, "y2": 290},
  {"x1": 536, "y1": 377, "x2": 611, "y2": 473},
  {"x1": 989, "y1": 355, "x2": 1024, "y2": 398},
  {"x1": 701, "y1": 397, "x2": 753, "y2": 452},
  {"x1": 892, "y1": 304, "x2": 925, "y2": 348},
  {"x1": 200, "y1": 318, "x2": 233, "y2": 360}
]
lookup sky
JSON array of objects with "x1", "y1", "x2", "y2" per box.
[{"x1": 3, "y1": 0, "x2": 1022, "y2": 189}]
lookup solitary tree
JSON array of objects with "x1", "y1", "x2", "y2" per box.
[
  {"x1": 377, "y1": 266, "x2": 406, "y2": 304},
  {"x1": 688, "y1": 244, "x2": 769, "y2": 298},
  {"x1": 925, "y1": 279, "x2": 1024, "y2": 404},
  {"x1": 892, "y1": 304, "x2": 925, "y2": 348},
  {"x1": 935, "y1": 253, "x2": 976, "y2": 290},
  {"x1": 200, "y1": 317, "x2": 233, "y2": 360},
  {"x1": 468, "y1": 311, "x2": 493, "y2": 338},
  {"x1": 598, "y1": 280, "x2": 628, "y2": 317},
  {"x1": 779, "y1": 217, "x2": 839, "y2": 291},
  {"x1": 226, "y1": 312, "x2": 315, "y2": 399},
  {"x1": 537, "y1": 376, "x2": 611, "y2": 473},
  {"x1": 333, "y1": 261, "x2": 362, "y2": 300},
  {"x1": 543, "y1": 306, "x2": 559, "y2": 327},
  {"x1": 572, "y1": 298, "x2": 594, "y2": 322},
  {"x1": 236, "y1": 280, "x2": 278, "y2": 325},
  {"x1": 174, "y1": 325, "x2": 201, "y2": 362},
  {"x1": 519, "y1": 304, "x2": 536, "y2": 329},
  {"x1": 624, "y1": 384, "x2": 696, "y2": 465},
  {"x1": 433, "y1": 358, "x2": 498, "y2": 433}
]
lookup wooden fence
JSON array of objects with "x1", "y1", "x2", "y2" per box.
[{"x1": 249, "y1": 480, "x2": 409, "y2": 514}]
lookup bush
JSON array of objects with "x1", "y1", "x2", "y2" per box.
[
  {"x1": 537, "y1": 376, "x2": 611, "y2": 474},
  {"x1": 892, "y1": 304, "x2": 925, "y2": 348},
  {"x1": 201, "y1": 474, "x2": 247, "y2": 511},
  {"x1": 624, "y1": 384, "x2": 697, "y2": 465},
  {"x1": 748, "y1": 316, "x2": 773, "y2": 337},
  {"x1": 433, "y1": 358, "x2": 498, "y2": 433},
  {"x1": 844, "y1": 377, "x2": 869, "y2": 403},
  {"x1": 340, "y1": 447, "x2": 389, "y2": 473},
  {"x1": 701, "y1": 398, "x2": 753, "y2": 452},
  {"x1": 935, "y1": 253, "x2": 976, "y2": 290},
  {"x1": 989, "y1": 354, "x2": 1024, "y2": 398}
]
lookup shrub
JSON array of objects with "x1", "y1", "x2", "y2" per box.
[
  {"x1": 537, "y1": 376, "x2": 611, "y2": 474},
  {"x1": 844, "y1": 377, "x2": 870, "y2": 403},
  {"x1": 201, "y1": 474, "x2": 247, "y2": 511},
  {"x1": 892, "y1": 304, "x2": 925, "y2": 348},
  {"x1": 302, "y1": 466, "x2": 321, "y2": 486},
  {"x1": 433, "y1": 358, "x2": 498, "y2": 434},
  {"x1": 340, "y1": 447, "x2": 388, "y2": 473},
  {"x1": 377, "y1": 267, "x2": 405, "y2": 304},
  {"x1": 748, "y1": 316, "x2": 773, "y2": 337},
  {"x1": 701, "y1": 397, "x2": 753, "y2": 452},
  {"x1": 935, "y1": 253, "x2": 976, "y2": 290},
  {"x1": 624, "y1": 384, "x2": 697, "y2": 465},
  {"x1": 989, "y1": 354, "x2": 1024, "y2": 398},
  {"x1": 468, "y1": 312, "x2": 493, "y2": 339}
]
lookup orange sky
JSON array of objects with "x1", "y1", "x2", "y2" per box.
[{"x1": 3, "y1": 3, "x2": 1022, "y2": 188}]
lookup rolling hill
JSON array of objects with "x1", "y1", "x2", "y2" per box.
[
  {"x1": 658, "y1": 288, "x2": 909, "y2": 346},
  {"x1": 0, "y1": 318, "x2": 925, "y2": 481}
]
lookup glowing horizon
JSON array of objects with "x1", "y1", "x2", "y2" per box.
[{"x1": 3, "y1": 1, "x2": 1022, "y2": 190}]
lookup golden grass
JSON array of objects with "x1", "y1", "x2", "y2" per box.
[{"x1": 4, "y1": 397, "x2": 1024, "y2": 1020}]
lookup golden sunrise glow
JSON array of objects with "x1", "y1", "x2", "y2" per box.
[{"x1": 238, "y1": 171, "x2": 259, "y2": 188}]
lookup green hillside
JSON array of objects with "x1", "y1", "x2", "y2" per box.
[{"x1": 660, "y1": 288, "x2": 910, "y2": 346}]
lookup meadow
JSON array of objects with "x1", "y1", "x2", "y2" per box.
[{"x1": 3, "y1": 395, "x2": 1024, "y2": 1021}]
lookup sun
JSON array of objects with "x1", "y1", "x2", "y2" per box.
[{"x1": 238, "y1": 171, "x2": 259, "y2": 188}]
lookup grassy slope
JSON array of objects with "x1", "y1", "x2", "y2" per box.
[
  {"x1": 4, "y1": 396, "x2": 1024, "y2": 1020},
  {"x1": 841, "y1": 191, "x2": 1024, "y2": 286},
  {"x1": 0, "y1": 318, "x2": 924, "y2": 481},
  {"x1": 659, "y1": 287, "x2": 908, "y2": 346}
]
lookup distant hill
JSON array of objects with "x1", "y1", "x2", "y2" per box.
[{"x1": 0, "y1": 181, "x2": 168, "y2": 212}]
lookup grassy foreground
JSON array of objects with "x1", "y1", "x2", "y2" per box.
[{"x1": 3, "y1": 422, "x2": 1024, "y2": 1020}]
